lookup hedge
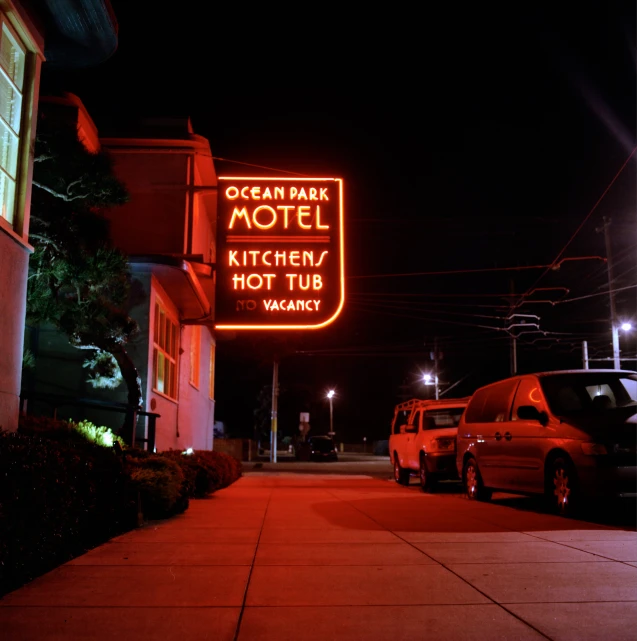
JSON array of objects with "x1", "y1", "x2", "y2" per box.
[
  {"x1": 0, "y1": 430, "x2": 137, "y2": 596},
  {"x1": 1, "y1": 416, "x2": 243, "y2": 597}
]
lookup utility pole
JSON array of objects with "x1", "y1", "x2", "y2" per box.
[
  {"x1": 582, "y1": 340, "x2": 589, "y2": 369},
  {"x1": 597, "y1": 217, "x2": 620, "y2": 369},
  {"x1": 433, "y1": 337, "x2": 440, "y2": 400},
  {"x1": 270, "y1": 359, "x2": 279, "y2": 463}
]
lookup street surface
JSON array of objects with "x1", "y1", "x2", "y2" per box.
[{"x1": 1, "y1": 456, "x2": 635, "y2": 640}]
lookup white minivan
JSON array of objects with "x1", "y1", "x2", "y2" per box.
[{"x1": 456, "y1": 370, "x2": 637, "y2": 515}]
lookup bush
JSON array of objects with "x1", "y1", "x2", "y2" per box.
[
  {"x1": 159, "y1": 449, "x2": 243, "y2": 497},
  {"x1": 0, "y1": 430, "x2": 136, "y2": 597},
  {"x1": 123, "y1": 450, "x2": 188, "y2": 519}
]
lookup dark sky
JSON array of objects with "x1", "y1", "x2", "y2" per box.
[{"x1": 42, "y1": 3, "x2": 637, "y2": 442}]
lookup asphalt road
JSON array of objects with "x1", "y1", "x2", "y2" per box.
[{"x1": 244, "y1": 455, "x2": 637, "y2": 530}]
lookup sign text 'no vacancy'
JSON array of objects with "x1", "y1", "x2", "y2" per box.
[{"x1": 215, "y1": 177, "x2": 345, "y2": 330}]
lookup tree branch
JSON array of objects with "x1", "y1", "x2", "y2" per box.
[{"x1": 32, "y1": 180, "x2": 90, "y2": 202}]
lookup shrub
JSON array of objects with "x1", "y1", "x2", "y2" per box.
[
  {"x1": 0, "y1": 430, "x2": 136, "y2": 597},
  {"x1": 73, "y1": 420, "x2": 125, "y2": 449},
  {"x1": 123, "y1": 451, "x2": 188, "y2": 519},
  {"x1": 159, "y1": 449, "x2": 243, "y2": 497}
]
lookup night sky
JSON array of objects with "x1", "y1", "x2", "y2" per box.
[{"x1": 41, "y1": 3, "x2": 637, "y2": 443}]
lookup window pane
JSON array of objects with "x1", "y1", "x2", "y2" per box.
[
  {"x1": 156, "y1": 352, "x2": 165, "y2": 393},
  {"x1": 0, "y1": 25, "x2": 24, "y2": 91},
  {"x1": 0, "y1": 169, "x2": 15, "y2": 224},
  {"x1": 0, "y1": 118, "x2": 18, "y2": 178},
  {"x1": 512, "y1": 378, "x2": 544, "y2": 420},
  {"x1": 0, "y1": 70, "x2": 21, "y2": 132},
  {"x1": 159, "y1": 311, "x2": 165, "y2": 349}
]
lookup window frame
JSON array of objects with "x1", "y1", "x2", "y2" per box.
[
  {"x1": 208, "y1": 342, "x2": 215, "y2": 400},
  {"x1": 189, "y1": 325, "x2": 201, "y2": 389},
  {"x1": 152, "y1": 297, "x2": 179, "y2": 401},
  {"x1": 0, "y1": 15, "x2": 25, "y2": 229}
]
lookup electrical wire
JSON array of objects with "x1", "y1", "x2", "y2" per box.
[
  {"x1": 212, "y1": 156, "x2": 309, "y2": 177},
  {"x1": 514, "y1": 144, "x2": 637, "y2": 307}
]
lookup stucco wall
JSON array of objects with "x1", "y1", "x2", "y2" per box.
[{"x1": 0, "y1": 235, "x2": 28, "y2": 431}]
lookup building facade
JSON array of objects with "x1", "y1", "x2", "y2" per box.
[
  {"x1": 25, "y1": 99, "x2": 218, "y2": 452},
  {"x1": 101, "y1": 118, "x2": 218, "y2": 451}
]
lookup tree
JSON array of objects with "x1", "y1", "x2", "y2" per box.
[{"x1": 27, "y1": 116, "x2": 141, "y2": 443}]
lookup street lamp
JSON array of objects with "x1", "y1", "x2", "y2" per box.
[
  {"x1": 621, "y1": 322, "x2": 632, "y2": 332},
  {"x1": 327, "y1": 389, "x2": 335, "y2": 437},
  {"x1": 423, "y1": 373, "x2": 439, "y2": 400}
]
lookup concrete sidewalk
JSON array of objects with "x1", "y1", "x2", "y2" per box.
[{"x1": 1, "y1": 471, "x2": 636, "y2": 640}]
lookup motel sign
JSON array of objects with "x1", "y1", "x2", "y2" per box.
[{"x1": 214, "y1": 177, "x2": 345, "y2": 330}]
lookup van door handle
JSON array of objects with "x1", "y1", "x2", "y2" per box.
[
  {"x1": 494, "y1": 432, "x2": 502, "y2": 441},
  {"x1": 504, "y1": 432, "x2": 512, "y2": 441}
]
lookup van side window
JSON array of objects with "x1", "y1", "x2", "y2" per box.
[
  {"x1": 512, "y1": 378, "x2": 545, "y2": 420},
  {"x1": 465, "y1": 379, "x2": 519, "y2": 422}
]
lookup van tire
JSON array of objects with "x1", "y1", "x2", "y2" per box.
[
  {"x1": 546, "y1": 455, "x2": 578, "y2": 516},
  {"x1": 463, "y1": 457, "x2": 492, "y2": 502},
  {"x1": 419, "y1": 453, "x2": 436, "y2": 493},
  {"x1": 393, "y1": 455, "x2": 410, "y2": 485}
]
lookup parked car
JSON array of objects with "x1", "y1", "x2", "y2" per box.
[
  {"x1": 389, "y1": 397, "x2": 470, "y2": 491},
  {"x1": 307, "y1": 435, "x2": 338, "y2": 461},
  {"x1": 456, "y1": 369, "x2": 637, "y2": 515}
]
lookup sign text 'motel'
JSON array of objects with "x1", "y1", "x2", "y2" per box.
[{"x1": 214, "y1": 177, "x2": 345, "y2": 330}]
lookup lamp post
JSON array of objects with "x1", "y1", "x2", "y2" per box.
[
  {"x1": 423, "y1": 374, "x2": 439, "y2": 400},
  {"x1": 327, "y1": 390, "x2": 335, "y2": 437}
]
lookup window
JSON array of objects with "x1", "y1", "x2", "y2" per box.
[
  {"x1": 425, "y1": 407, "x2": 465, "y2": 429},
  {"x1": 512, "y1": 378, "x2": 545, "y2": 420},
  {"x1": 189, "y1": 325, "x2": 200, "y2": 388},
  {"x1": 392, "y1": 408, "x2": 410, "y2": 434},
  {"x1": 209, "y1": 343, "x2": 215, "y2": 400},
  {"x1": 541, "y1": 373, "x2": 637, "y2": 415},
  {"x1": 0, "y1": 20, "x2": 24, "y2": 226},
  {"x1": 407, "y1": 410, "x2": 421, "y2": 433},
  {"x1": 153, "y1": 300, "x2": 179, "y2": 399},
  {"x1": 465, "y1": 379, "x2": 519, "y2": 423}
]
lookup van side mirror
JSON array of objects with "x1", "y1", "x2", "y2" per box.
[{"x1": 517, "y1": 405, "x2": 549, "y2": 425}]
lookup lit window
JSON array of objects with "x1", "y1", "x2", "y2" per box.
[
  {"x1": 209, "y1": 342, "x2": 215, "y2": 400},
  {"x1": 152, "y1": 300, "x2": 179, "y2": 399},
  {"x1": 189, "y1": 325, "x2": 200, "y2": 388},
  {"x1": 0, "y1": 20, "x2": 24, "y2": 227}
]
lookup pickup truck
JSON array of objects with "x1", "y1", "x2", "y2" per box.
[{"x1": 389, "y1": 397, "x2": 470, "y2": 491}]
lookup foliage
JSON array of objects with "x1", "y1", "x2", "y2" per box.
[
  {"x1": 27, "y1": 111, "x2": 143, "y2": 441},
  {"x1": 18, "y1": 414, "x2": 124, "y2": 450},
  {"x1": 123, "y1": 450, "x2": 188, "y2": 519},
  {"x1": 160, "y1": 449, "x2": 243, "y2": 498},
  {"x1": 73, "y1": 420, "x2": 125, "y2": 448},
  {"x1": 82, "y1": 350, "x2": 123, "y2": 390},
  {"x1": 0, "y1": 430, "x2": 137, "y2": 597}
]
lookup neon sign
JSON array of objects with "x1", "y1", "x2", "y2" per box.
[{"x1": 215, "y1": 177, "x2": 345, "y2": 330}]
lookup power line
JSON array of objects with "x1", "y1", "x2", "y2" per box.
[
  {"x1": 515, "y1": 144, "x2": 637, "y2": 307},
  {"x1": 212, "y1": 156, "x2": 309, "y2": 176}
]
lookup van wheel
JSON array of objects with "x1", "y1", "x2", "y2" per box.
[
  {"x1": 419, "y1": 454, "x2": 436, "y2": 493},
  {"x1": 463, "y1": 457, "x2": 492, "y2": 502},
  {"x1": 547, "y1": 456, "x2": 577, "y2": 516},
  {"x1": 394, "y1": 455, "x2": 410, "y2": 485}
]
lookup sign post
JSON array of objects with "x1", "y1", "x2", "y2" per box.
[{"x1": 215, "y1": 177, "x2": 345, "y2": 330}]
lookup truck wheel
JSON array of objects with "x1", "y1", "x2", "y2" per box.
[
  {"x1": 393, "y1": 455, "x2": 410, "y2": 485},
  {"x1": 419, "y1": 454, "x2": 436, "y2": 493}
]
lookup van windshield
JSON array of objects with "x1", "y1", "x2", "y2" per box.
[{"x1": 540, "y1": 373, "x2": 637, "y2": 416}]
